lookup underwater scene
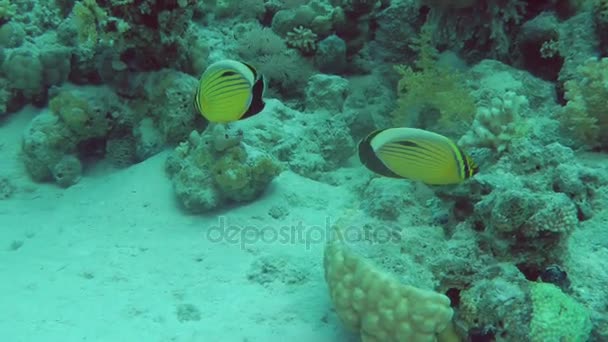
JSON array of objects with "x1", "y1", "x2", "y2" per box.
[{"x1": 1, "y1": 0, "x2": 608, "y2": 341}]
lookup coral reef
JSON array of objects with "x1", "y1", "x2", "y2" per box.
[
  {"x1": 315, "y1": 34, "x2": 348, "y2": 73},
  {"x1": 232, "y1": 22, "x2": 314, "y2": 96},
  {"x1": 458, "y1": 264, "x2": 532, "y2": 341},
  {"x1": 422, "y1": 0, "x2": 526, "y2": 61},
  {"x1": 1, "y1": 39, "x2": 71, "y2": 106},
  {"x1": 515, "y1": 12, "x2": 563, "y2": 81},
  {"x1": 21, "y1": 86, "x2": 130, "y2": 186},
  {"x1": 558, "y1": 57, "x2": 608, "y2": 148},
  {"x1": 19, "y1": 68, "x2": 203, "y2": 185},
  {"x1": 360, "y1": 178, "x2": 417, "y2": 221},
  {"x1": 391, "y1": 27, "x2": 476, "y2": 136},
  {"x1": 21, "y1": 112, "x2": 78, "y2": 185},
  {"x1": 529, "y1": 282, "x2": 592, "y2": 341},
  {"x1": 230, "y1": 95, "x2": 355, "y2": 181},
  {"x1": 304, "y1": 74, "x2": 350, "y2": 112},
  {"x1": 3, "y1": 0, "x2": 608, "y2": 340},
  {"x1": 323, "y1": 221, "x2": 458, "y2": 342},
  {"x1": 165, "y1": 125, "x2": 281, "y2": 213},
  {"x1": 458, "y1": 264, "x2": 592, "y2": 341},
  {"x1": 474, "y1": 185, "x2": 578, "y2": 267},
  {"x1": 68, "y1": 0, "x2": 202, "y2": 71},
  {"x1": 459, "y1": 91, "x2": 529, "y2": 153},
  {"x1": 137, "y1": 69, "x2": 203, "y2": 144}
]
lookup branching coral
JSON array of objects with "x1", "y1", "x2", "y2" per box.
[
  {"x1": 558, "y1": 57, "x2": 608, "y2": 148},
  {"x1": 390, "y1": 24, "x2": 476, "y2": 135},
  {"x1": 392, "y1": 63, "x2": 476, "y2": 132},
  {"x1": 459, "y1": 91, "x2": 529, "y2": 153},
  {"x1": 286, "y1": 25, "x2": 318, "y2": 53}
]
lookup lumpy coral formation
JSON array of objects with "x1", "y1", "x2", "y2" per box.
[
  {"x1": 324, "y1": 222, "x2": 458, "y2": 342},
  {"x1": 165, "y1": 125, "x2": 281, "y2": 213}
]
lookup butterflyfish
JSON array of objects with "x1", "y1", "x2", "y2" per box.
[
  {"x1": 358, "y1": 127, "x2": 478, "y2": 185},
  {"x1": 194, "y1": 59, "x2": 266, "y2": 123}
]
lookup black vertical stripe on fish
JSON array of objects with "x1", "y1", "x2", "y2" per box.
[
  {"x1": 456, "y1": 145, "x2": 470, "y2": 179},
  {"x1": 193, "y1": 86, "x2": 201, "y2": 113},
  {"x1": 448, "y1": 140, "x2": 472, "y2": 180},
  {"x1": 440, "y1": 139, "x2": 462, "y2": 180},
  {"x1": 358, "y1": 130, "x2": 402, "y2": 178},
  {"x1": 242, "y1": 75, "x2": 266, "y2": 119},
  {"x1": 242, "y1": 61, "x2": 259, "y2": 80}
]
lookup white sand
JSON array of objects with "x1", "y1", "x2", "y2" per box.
[{"x1": 0, "y1": 108, "x2": 356, "y2": 341}]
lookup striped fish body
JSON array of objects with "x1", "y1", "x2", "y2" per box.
[
  {"x1": 194, "y1": 59, "x2": 266, "y2": 123},
  {"x1": 358, "y1": 127, "x2": 478, "y2": 185}
]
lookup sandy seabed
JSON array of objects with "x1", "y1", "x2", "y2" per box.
[{"x1": 0, "y1": 108, "x2": 356, "y2": 342}]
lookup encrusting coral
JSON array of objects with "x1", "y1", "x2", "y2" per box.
[
  {"x1": 473, "y1": 185, "x2": 579, "y2": 267},
  {"x1": 457, "y1": 265, "x2": 593, "y2": 341},
  {"x1": 528, "y1": 282, "x2": 592, "y2": 341}
]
